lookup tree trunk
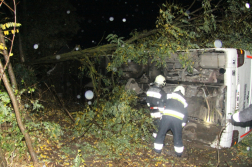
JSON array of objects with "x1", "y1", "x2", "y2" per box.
[
  {"x1": 18, "y1": 33, "x2": 25, "y2": 63},
  {"x1": 0, "y1": 148, "x2": 7, "y2": 167},
  {"x1": 0, "y1": 29, "x2": 18, "y2": 89},
  {"x1": 31, "y1": 29, "x2": 159, "y2": 65},
  {"x1": 0, "y1": 60, "x2": 38, "y2": 164},
  {"x1": 0, "y1": 28, "x2": 38, "y2": 164}
]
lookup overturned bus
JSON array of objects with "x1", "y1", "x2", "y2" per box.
[{"x1": 124, "y1": 48, "x2": 252, "y2": 148}]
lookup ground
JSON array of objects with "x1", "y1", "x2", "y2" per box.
[{"x1": 5, "y1": 102, "x2": 252, "y2": 167}]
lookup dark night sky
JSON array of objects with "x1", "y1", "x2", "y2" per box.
[{"x1": 70, "y1": 0, "x2": 188, "y2": 48}]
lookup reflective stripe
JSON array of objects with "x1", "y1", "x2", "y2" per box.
[
  {"x1": 158, "y1": 107, "x2": 164, "y2": 112},
  {"x1": 163, "y1": 109, "x2": 184, "y2": 120},
  {"x1": 174, "y1": 146, "x2": 184, "y2": 153},
  {"x1": 147, "y1": 91, "x2": 162, "y2": 99},
  {"x1": 154, "y1": 143, "x2": 163, "y2": 150},
  {"x1": 150, "y1": 107, "x2": 164, "y2": 111},
  {"x1": 167, "y1": 93, "x2": 188, "y2": 108},
  {"x1": 151, "y1": 112, "x2": 162, "y2": 118}
]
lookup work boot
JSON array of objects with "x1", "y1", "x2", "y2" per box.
[
  {"x1": 176, "y1": 153, "x2": 182, "y2": 157},
  {"x1": 153, "y1": 149, "x2": 161, "y2": 154}
]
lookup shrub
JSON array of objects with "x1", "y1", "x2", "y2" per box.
[{"x1": 74, "y1": 86, "x2": 153, "y2": 160}]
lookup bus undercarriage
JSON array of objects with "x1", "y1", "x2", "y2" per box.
[{"x1": 124, "y1": 49, "x2": 228, "y2": 147}]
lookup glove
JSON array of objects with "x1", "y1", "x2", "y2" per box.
[
  {"x1": 151, "y1": 112, "x2": 162, "y2": 118},
  {"x1": 182, "y1": 122, "x2": 186, "y2": 128}
]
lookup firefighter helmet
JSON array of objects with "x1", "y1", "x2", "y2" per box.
[
  {"x1": 174, "y1": 86, "x2": 185, "y2": 95},
  {"x1": 154, "y1": 75, "x2": 166, "y2": 86}
]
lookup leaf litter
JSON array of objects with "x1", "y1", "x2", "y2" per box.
[{"x1": 6, "y1": 98, "x2": 252, "y2": 167}]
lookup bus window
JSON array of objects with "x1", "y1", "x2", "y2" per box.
[{"x1": 237, "y1": 49, "x2": 245, "y2": 67}]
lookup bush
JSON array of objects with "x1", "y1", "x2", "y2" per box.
[{"x1": 73, "y1": 86, "x2": 153, "y2": 160}]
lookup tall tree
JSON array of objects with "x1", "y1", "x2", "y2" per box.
[{"x1": 0, "y1": 1, "x2": 39, "y2": 165}]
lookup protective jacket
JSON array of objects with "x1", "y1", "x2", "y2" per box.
[
  {"x1": 146, "y1": 84, "x2": 166, "y2": 137},
  {"x1": 163, "y1": 91, "x2": 188, "y2": 125},
  {"x1": 146, "y1": 85, "x2": 166, "y2": 117},
  {"x1": 154, "y1": 91, "x2": 188, "y2": 157}
]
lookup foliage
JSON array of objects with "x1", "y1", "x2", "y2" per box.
[
  {"x1": 0, "y1": 22, "x2": 21, "y2": 36},
  {"x1": 104, "y1": 0, "x2": 252, "y2": 76},
  {"x1": 235, "y1": 132, "x2": 252, "y2": 160},
  {"x1": 0, "y1": 88, "x2": 62, "y2": 157},
  {"x1": 0, "y1": 89, "x2": 26, "y2": 155},
  {"x1": 72, "y1": 150, "x2": 86, "y2": 167},
  {"x1": 13, "y1": 64, "x2": 37, "y2": 89},
  {"x1": 0, "y1": 22, "x2": 21, "y2": 58},
  {"x1": 42, "y1": 122, "x2": 63, "y2": 139},
  {"x1": 73, "y1": 86, "x2": 153, "y2": 160}
]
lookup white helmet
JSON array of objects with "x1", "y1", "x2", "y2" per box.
[
  {"x1": 174, "y1": 86, "x2": 185, "y2": 95},
  {"x1": 154, "y1": 75, "x2": 166, "y2": 86}
]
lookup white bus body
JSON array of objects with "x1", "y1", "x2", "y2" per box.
[
  {"x1": 215, "y1": 48, "x2": 252, "y2": 148},
  {"x1": 124, "y1": 48, "x2": 252, "y2": 148},
  {"x1": 176, "y1": 48, "x2": 252, "y2": 148}
]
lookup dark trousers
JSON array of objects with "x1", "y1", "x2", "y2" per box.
[
  {"x1": 150, "y1": 109, "x2": 161, "y2": 133},
  {"x1": 153, "y1": 118, "x2": 160, "y2": 133},
  {"x1": 154, "y1": 115, "x2": 184, "y2": 156}
]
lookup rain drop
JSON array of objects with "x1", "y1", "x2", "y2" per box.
[
  {"x1": 56, "y1": 55, "x2": 61, "y2": 60},
  {"x1": 33, "y1": 44, "x2": 39, "y2": 49},
  {"x1": 88, "y1": 101, "x2": 92, "y2": 105},
  {"x1": 109, "y1": 17, "x2": 114, "y2": 21},
  {"x1": 85, "y1": 90, "x2": 94, "y2": 100},
  {"x1": 214, "y1": 40, "x2": 222, "y2": 48},
  {"x1": 246, "y1": 3, "x2": 250, "y2": 8},
  {"x1": 113, "y1": 67, "x2": 117, "y2": 72},
  {"x1": 128, "y1": 59, "x2": 131, "y2": 62},
  {"x1": 122, "y1": 18, "x2": 126, "y2": 22},
  {"x1": 77, "y1": 95, "x2": 81, "y2": 99},
  {"x1": 66, "y1": 10, "x2": 70, "y2": 14}
]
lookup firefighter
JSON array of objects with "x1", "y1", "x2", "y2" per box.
[
  {"x1": 153, "y1": 85, "x2": 188, "y2": 157},
  {"x1": 146, "y1": 75, "x2": 166, "y2": 138}
]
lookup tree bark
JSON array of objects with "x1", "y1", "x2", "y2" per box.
[
  {"x1": 31, "y1": 29, "x2": 159, "y2": 65},
  {"x1": 0, "y1": 29, "x2": 38, "y2": 164},
  {"x1": 18, "y1": 33, "x2": 25, "y2": 63},
  {"x1": 0, "y1": 60, "x2": 38, "y2": 164},
  {"x1": 0, "y1": 147, "x2": 7, "y2": 167},
  {"x1": 0, "y1": 29, "x2": 18, "y2": 89}
]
